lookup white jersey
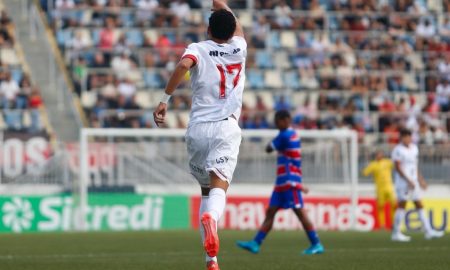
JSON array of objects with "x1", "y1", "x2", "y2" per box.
[
  {"x1": 181, "y1": 36, "x2": 247, "y2": 125},
  {"x1": 391, "y1": 143, "x2": 419, "y2": 187}
]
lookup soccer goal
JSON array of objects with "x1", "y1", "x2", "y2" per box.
[{"x1": 77, "y1": 128, "x2": 358, "y2": 230}]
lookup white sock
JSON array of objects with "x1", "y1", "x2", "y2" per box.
[
  {"x1": 207, "y1": 188, "x2": 226, "y2": 222},
  {"x1": 200, "y1": 196, "x2": 217, "y2": 263},
  {"x1": 418, "y1": 208, "x2": 432, "y2": 233},
  {"x1": 199, "y1": 196, "x2": 209, "y2": 243},
  {"x1": 393, "y1": 208, "x2": 405, "y2": 234}
]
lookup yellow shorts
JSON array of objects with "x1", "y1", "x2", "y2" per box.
[{"x1": 376, "y1": 189, "x2": 396, "y2": 206}]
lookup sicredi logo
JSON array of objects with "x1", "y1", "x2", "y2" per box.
[
  {"x1": 1, "y1": 196, "x2": 164, "y2": 233},
  {"x1": 2, "y1": 197, "x2": 35, "y2": 233}
]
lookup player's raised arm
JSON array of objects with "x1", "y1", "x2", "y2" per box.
[
  {"x1": 153, "y1": 57, "x2": 195, "y2": 126},
  {"x1": 212, "y1": 0, "x2": 244, "y2": 38}
]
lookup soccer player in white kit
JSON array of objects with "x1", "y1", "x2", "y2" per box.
[
  {"x1": 391, "y1": 129, "x2": 444, "y2": 242},
  {"x1": 153, "y1": 1, "x2": 245, "y2": 269}
]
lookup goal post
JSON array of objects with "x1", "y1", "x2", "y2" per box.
[{"x1": 78, "y1": 128, "x2": 359, "y2": 231}]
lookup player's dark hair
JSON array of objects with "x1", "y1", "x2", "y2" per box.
[
  {"x1": 275, "y1": 110, "x2": 291, "y2": 121},
  {"x1": 209, "y1": 9, "x2": 236, "y2": 41},
  {"x1": 399, "y1": 128, "x2": 412, "y2": 137}
]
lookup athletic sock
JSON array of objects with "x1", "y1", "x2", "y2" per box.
[
  {"x1": 199, "y1": 196, "x2": 209, "y2": 242},
  {"x1": 253, "y1": 230, "x2": 267, "y2": 245},
  {"x1": 306, "y1": 230, "x2": 320, "y2": 245},
  {"x1": 418, "y1": 208, "x2": 432, "y2": 234},
  {"x1": 207, "y1": 188, "x2": 226, "y2": 222},
  {"x1": 393, "y1": 208, "x2": 405, "y2": 234},
  {"x1": 205, "y1": 255, "x2": 217, "y2": 263}
]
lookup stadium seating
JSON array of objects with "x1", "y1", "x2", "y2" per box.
[
  {"x1": 0, "y1": 7, "x2": 48, "y2": 134},
  {"x1": 44, "y1": 0, "x2": 450, "y2": 145}
]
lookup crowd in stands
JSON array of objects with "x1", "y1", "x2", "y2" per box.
[
  {"x1": 45, "y1": 0, "x2": 450, "y2": 144},
  {"x1": 0, "y1": 10, "x2": 45, "y2": 133}
]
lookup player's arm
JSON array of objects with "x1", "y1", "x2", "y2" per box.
[
  {"x1": 265, "y1": 143, "x2": 274, "y2": 153},
  {"x1": 362, "y1": 163, "x2": 374, "y2": 177},
  {"x1": 394, "y1": 161, "x2": 415, "y2": 190},
  {"x1": 153, "y1": 58, "x2": 195, "y2": 126},
  {"x1": 212, "y1": 0, "x2": 244, "y2": 38},
  {"x1": 301, "y1": 185, "x2": 309, "y2": 194},
  {"x1": 418, "y1": 170, "x2": 427, "y2": 190}
]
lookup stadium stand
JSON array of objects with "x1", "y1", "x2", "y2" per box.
[
  {"x1": 0, "y1": 5, "x2": 49, "y2": 135},
  {"x1": 43, "y1": 0, "x2": 449, "y2": 145}
]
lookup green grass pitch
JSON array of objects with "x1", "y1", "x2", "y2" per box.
[{"x1": 0, "y1": 230, "x2": 448, "y2": 270}]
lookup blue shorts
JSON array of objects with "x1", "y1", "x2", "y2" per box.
[{"x1": 269, "y1": 188, "x2": 304, "y2": 209}]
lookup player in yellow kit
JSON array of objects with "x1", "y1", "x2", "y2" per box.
[{"x1": 362, "y1": 150, "x2": 396, "y2": 229}]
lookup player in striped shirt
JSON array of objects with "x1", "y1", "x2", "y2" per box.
[{"x1": 237, "y1": 110, "x2": 324, "y2": 255}]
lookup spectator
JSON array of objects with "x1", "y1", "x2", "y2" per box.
[
  {"x1": 99, "y1": 16, "x2": 116, "y2": 50},
  {"x1": 252, "y1": 15, "x2": 270, "y2": 48},
  {"x1": 67, "y1": 30, "x2": 90, "y2": 51},
  {"x1": 436, "y1": 79, "x2": 450, "y2": 111},
  {"x1": 136, "y1": 0, "x2": 159, "y2": 26},
  {"x1": 169, "y1": 0, "x2": 191, "y2": 25},
  {"x1": 28, "y1": 87, "x2": 43, "y2": 133},
  {"x1": 423, "y1": 93, "x2": 440, "y2": 118},
  {"x1": 91, "y1": 52, "x2": 108, "y2": 68},
  {"x1": 274, "y1": 0, "x2": 293, "y2": 28},
  {"x1": 0, "y1": 72, "x2": 20, "y2": 108},
  {"x1": 416, "y1": 18, "x2": 436, "y2": 39},
  {"x1": 117, "y1": 77, "x2": 136, "y2": 100},
  {"x1": 255, "y1": 95, "x2": 267, "y2": 112},
  {"x1": 274, "y1": 95, "x2": 292, "y2": 111},
  {"x1": 111, "y1": 50, "x2": 133, "y2": 79}
]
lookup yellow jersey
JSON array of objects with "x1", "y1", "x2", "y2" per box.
[{"x1": 363, "y1": 158, "x2": 394, "y2": 191}]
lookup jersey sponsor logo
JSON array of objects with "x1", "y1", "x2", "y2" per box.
[
  {"x1": 232, "y1": 48, "x2": 241, "y2": 54},
  {"x1": 209, "y1": 50, "x2": 230, "y2": 57}
]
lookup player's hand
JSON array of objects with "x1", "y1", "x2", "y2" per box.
[
  {"x1": 153, "y1": 102, "x2": 167, "y2": 127},
  {"x1": 407, "y1": 180, "x2": 415, "y2": 190},
  {"x1": 301, "y1": 186, "x2": 309, "y2": 194},
  {"x1": 212, "y1": 0, "x2": 227, "y2": 11},
  {"x1": 265, "y1": 144, "x2": 274, "y2": 153},
  {"x1": 419, "y1": 180, "x2": 427, "y2": 190}
]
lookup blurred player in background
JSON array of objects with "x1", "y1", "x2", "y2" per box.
[
  {"x1": 362, "y1": 150, "x2": 396, "y2": 229},
  {"x1": 236, "y1": 110, "x2": 324, "y2": 255},
  {"x1": 391, "y1": 129, "x2": 444, "y2": 242},
  {"x1": 153, "y1": 0, "x2": 246, "y2": 269}
]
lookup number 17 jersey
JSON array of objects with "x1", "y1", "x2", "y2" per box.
[{"x1": 181, "y1": 36, "x2": 247, "y2": 126}]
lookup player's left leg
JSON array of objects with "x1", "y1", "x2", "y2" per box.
[
  {"x1": 376, "y1": 190, "x2": 387, "y2": 229},
  {"x1": 199, "y1": 187, "x2": 219, "y2": 265},
  {"x1": 201, "y1": 174, "x2": 229, "y2": 258},
  {"x1": 293, "y1": 207, "x2": 324, "y2": 255},
  {"x1": 414, "y1": 200, "x2": 444, "y2": 239}
]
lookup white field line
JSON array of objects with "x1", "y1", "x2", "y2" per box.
[{"x1": 0, "y1": 246, "x2": 448, "y2": 260}]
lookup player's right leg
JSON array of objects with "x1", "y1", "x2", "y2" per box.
[
  {"x1": 391, "y1": 199, "x2": 411, "y2": 242},
  {"x1": 236, "y1": 206, "x2": 279, "y2": 254},
  {"x1": 293, "y1": 208, "x2": 324, "y2": 255}
]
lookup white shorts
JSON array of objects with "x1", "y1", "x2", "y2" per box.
[
  {"x1": 395, "y1": 183, "x2": 423, "y2": 202},
  {"x1": 185, "y1": 117, "x2": 241, "y2": 188}
]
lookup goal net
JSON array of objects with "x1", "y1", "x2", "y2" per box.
[{"x1": 77, "y1": 128, "x2": 358, "y2": 230}]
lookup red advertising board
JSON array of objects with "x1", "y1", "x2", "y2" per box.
[{"x1": 191, "y1": 196, "x2": 389, "y2": 232}]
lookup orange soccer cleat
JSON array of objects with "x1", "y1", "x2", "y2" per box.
[
  {"x1": 206, "y1": 261, "x2": 220, "y2": 270},
  {"x1": 201, "y1": 213, "x2": 220, "y2": 257}
]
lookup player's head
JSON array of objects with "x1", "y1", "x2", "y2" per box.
[
  {"x1": 374, "y1": 150, "x2": 384, "y2": 161},
  {"x1": 274, "y1": 110, "x2": 291, "y2": 130},
  {"x1": 399, "y1": 128, "x2": 412, "y2": 145},
  {"x1": 208, "y1": 9, "x2": 236, "y2": 42}
]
